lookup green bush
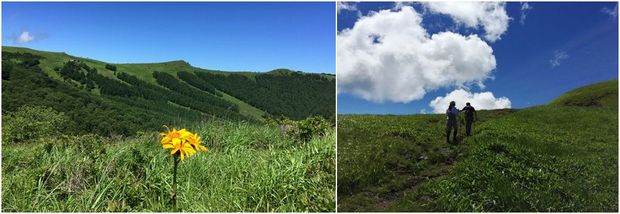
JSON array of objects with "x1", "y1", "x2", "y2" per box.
[
  {"x1": 268, "y1": 116, "x2": 331, "y2": 142},
  {"x1": 21, "y1": 58, "x2": 40, "y2": 67},
  {"x1": 105, "y1": 64, "x2": 117, "y2": 71},
  {"x1": 2, "y1": 61, "x2": 13, "y2": 80},
  {"x1": 295, "y1": 116, "x2": 330, "y2": 141},
  {"x1": 2, "y1": 105, "x2": 72, "y2": 143},
  {"x1": 68, "y1": 134, "x2": 107, "y2": 161}
]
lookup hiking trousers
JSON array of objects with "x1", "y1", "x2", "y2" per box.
[
  {"x1": 465, "y1": 119, "x2": 473, "y2": 136},
  {"x1": 446, "y1": 119, "x2": 457, "y2": 142}
]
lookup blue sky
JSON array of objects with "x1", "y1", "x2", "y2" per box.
[
  {"x1": 2, "y1": 2, "x2": 335, "y2": 73},
  {"x1": 337, "y1": 2, "x2": 618, "y2": 114}
]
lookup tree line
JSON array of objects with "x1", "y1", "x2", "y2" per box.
[
  {"x1": 153, "y1": 71, "x2": 237, "y2": 111},
  {"x1": 196, "y1": 70, "x2": 335, "y2": 121}
]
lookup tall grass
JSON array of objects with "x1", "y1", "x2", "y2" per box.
[
  {"x1": 396, "y1": 106, "x2": 617, "y2": 212},
  {"x1": 338, "y1": 105, "x2": 617, "y2": 211},
  {"x1": 2, "y1": 120, "x2": 335, "y2": 212}
]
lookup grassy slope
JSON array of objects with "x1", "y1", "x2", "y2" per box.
[
  {"x1": 2, "y1": 46, "x2": 267, "y2": 120},
  {"x1": 337, "y1": 79, "x2": 618, "y2": 211},
  {"x1": 2, "y1": 121, "x2": 336, "y2": 212},
  {"x1": 549, "y1": 79, "x2": 618, "y2": 107}
]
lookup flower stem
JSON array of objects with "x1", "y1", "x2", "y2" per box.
[{"x1": 172, "y1": 155, "x2": 179, "y2": 211}]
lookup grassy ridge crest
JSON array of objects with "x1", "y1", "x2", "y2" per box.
[{"x1": 549, "y1": 79, "x2": 618, "y2": 108}]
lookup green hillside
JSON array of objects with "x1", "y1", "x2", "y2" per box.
[
  {"x1": 549, "y1": 79, "x2": 618, "y2": 108},
  {"x1": 1, "y1": 46, "x2": 336, "y2": 212},
  {"x1": 337, "y1": 79, "x2": 618, "y2": 211},
  {"x1": 2, "y1": 46, "x2": 335, "y2": 136}
]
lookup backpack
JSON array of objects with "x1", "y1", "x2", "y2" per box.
[{"x1": 446, "y1": 106, "x2": 458, "y2": 120}]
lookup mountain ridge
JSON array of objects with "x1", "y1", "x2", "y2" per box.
[{"x1": 2, "y1": 46, "x2": 335, "y2": 77}]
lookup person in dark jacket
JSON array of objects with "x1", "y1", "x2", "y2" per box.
[
  {"x1": 446, "y1": 101, "x2": 459, "y2": 143},
  {"x1": 460, "y1": 102, "x2": 477, "y2": 136}
]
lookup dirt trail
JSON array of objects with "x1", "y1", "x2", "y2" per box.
[
  {"x1": 388, "y1": 141, "x2": 468, "y2": 209},
  {"x1": 372, "y1": 114, "x2": 508, "y2": 211}
]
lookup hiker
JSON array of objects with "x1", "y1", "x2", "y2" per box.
[
  {"x1": 445, "y1": 101, "x2": 459, "y2": 143},
  {"x1": 460, "y1": 102, "x2": 477, "y2": 136}
]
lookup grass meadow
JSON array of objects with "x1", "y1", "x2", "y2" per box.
[
  {"x1": 338, "y1": 80, "x2": 618, "y2": 212},
  {"x1": 2, "y1": 120, "x2": 335, "y2": 212}
]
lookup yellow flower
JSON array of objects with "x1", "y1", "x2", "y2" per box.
[
  {"x1": 183, "y1": 132, "x2": 206, "y2": 152},
  {"x1": 160, "y1": 127, "x2": 207, "y2": 160},
  {"x1": 160, "y1": 128, "x2": 181, "y2": 145}
]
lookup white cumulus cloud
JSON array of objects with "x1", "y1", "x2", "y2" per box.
[
  {"x1": 16, "y1": 31, "x2": 35, "y2": 43},
  {"x1": 337, "y1": 6, "x2": 497, "y2": 103},
  {"x1": 429, "y1": 89, "x2": 511, "y2": 113},
  {"x1": 423, "y1": 2, "x2": 510, "y2": 42}
]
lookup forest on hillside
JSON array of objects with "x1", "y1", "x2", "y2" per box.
[
  {"x1": 2, "y1": 51, "x2": 205, "y2": 136},
  {"x1": 197, "y1": 70, "x2": 335, "y2": 121},
  {"x1": 1, "y1": 50, "x2": 335, "y2": 137}
]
